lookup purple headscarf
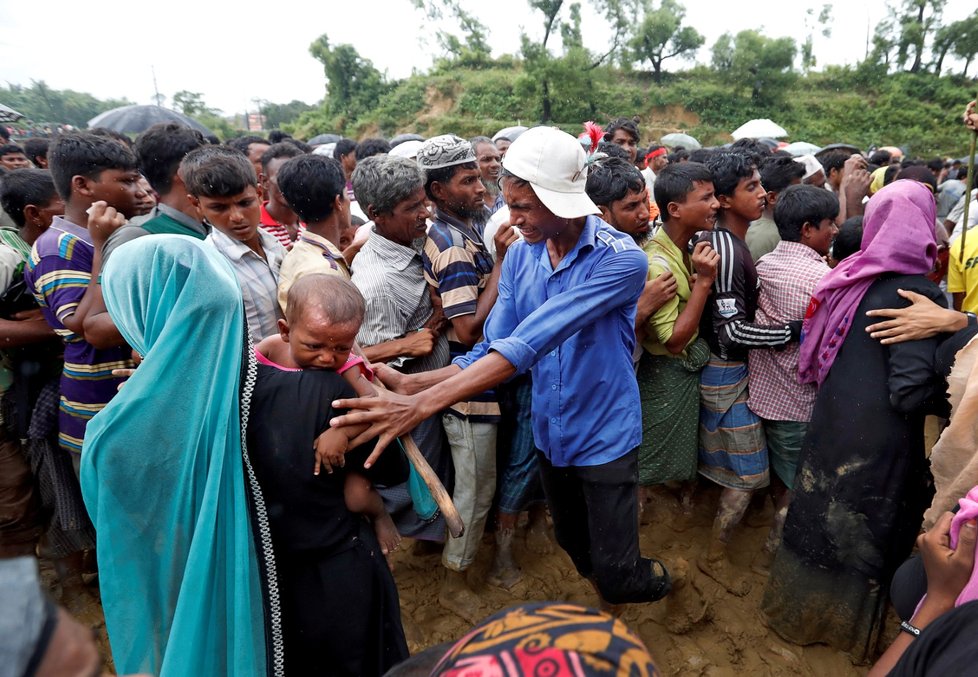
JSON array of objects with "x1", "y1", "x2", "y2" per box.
[{"x1": 798, "y1": 180, "x2": 938, "y2": 385}]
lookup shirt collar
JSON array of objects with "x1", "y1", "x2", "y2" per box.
[
  {"x1": 157, "y1": 203, "x2": 207, "y2": 234},
  {"x1": 774, "y1": 239, "x2": 826, "y2": 261},
  {"x1": 433, "y1": 207, "x2": 481, "y2": 239},
  {"x1": 208, "y1": 225, "x2": 279, "y2": 262},
  {"x1": 366, "y1": 227, "x2": 423, "y2": 271},
  {"x1": 49, "y1": 216, "x2": 93, "y2": 245},
  {"x1": 542, "y1": 214, "x2": 599, "y2": 274}
]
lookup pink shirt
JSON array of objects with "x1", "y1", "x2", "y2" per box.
[
  {"x1": 254, "y1": 349, "x2": 373, "y2": 380},
  {"x1": 748, "y1": 241, "x2": 829, "y2": 422}
]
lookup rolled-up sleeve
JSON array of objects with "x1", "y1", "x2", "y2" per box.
[{"x1": 459, "y1": 246, "x2": 646, "y2": 374}]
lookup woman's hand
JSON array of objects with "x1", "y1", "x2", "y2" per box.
[{"x1": 919, "y1": 511, "x2": 977, "y2": 610}]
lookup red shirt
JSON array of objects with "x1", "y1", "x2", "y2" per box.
[{"x1": 259, "y1": 202, "x2": 304, "y2": 248}]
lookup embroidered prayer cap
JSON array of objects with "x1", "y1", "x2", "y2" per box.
[
  {"x1": 416, "y1": 134, "x2": 476, "y2": 170},
  {"x1": 502, "y1": 126, "x2": 601, "y2": 219}
]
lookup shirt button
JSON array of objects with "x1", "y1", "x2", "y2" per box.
[
  {"x1": 550, "y1": 417, "x2": 557, "y2": 424},
  {"x1": 550, "y1": 350, "x2": 557, "y2": 357},
  {"x1": 551, "y1": 384, "x2": 557, "y2": 390}
]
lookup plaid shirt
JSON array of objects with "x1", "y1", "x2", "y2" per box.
[{"x1": 748, "y1": 241, "x2": 829, "y2": 422}]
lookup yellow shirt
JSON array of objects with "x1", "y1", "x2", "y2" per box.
[
  {"x1": 276, "y1": 231, "x2": 350, "y2": 313},
  {"x1": 641, "y1": 226, "x2": 696, "y2": 357},
  {"x1": 948, "y1": 232, "x2": 978, "y2": 313}
]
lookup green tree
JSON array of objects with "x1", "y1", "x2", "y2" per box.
[
  {"x1": 309, "y1": 35, "x2": 392, "y2": 122},
  {"x1": 800, "y1": 4, "x2": 832, "y2": 72},
  {"x1": 712, "y1": 30, "x2": 796, "y2": 104},
  {"x1": 885, "y1": 0, "x2": 944, "y2": 73},
  {"x1": 261, "y1": 100, "x2": 317, "y2": 130},
  {"x1": 411, "y1": 0, "x2": 492, "y2": 66},
  {"x1": 950, "y1": 15, "x2": 978, "y2": 77},
  {"x1": 171, "y1": 90, "x2": 216, "y2": 117},
  {"x1": 627, "y1": 0, "x2": 704, "y2": 83},
  {"x1": 0, "y1": 81, "x2": 132, "y2": 127}
]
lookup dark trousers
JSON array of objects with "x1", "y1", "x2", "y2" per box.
[
  {"x1": 537, "y1": 449, "x2": 657, "y2": 604},
  {"x1": 0, "y1": 429, "x2": 41, "y2": 557}
]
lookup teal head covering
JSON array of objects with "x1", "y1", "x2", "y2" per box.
[{"x1": 81, "y1": 235, "x2": 280, "y2": 676}]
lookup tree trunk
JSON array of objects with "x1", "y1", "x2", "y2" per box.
[
  {"x1": 541, "y1": 79, "x2": 553, "y2": 123},
  {"x1": 653, "y1": 58, "x2": 662, "y2": 84},
  {"x1": 935, "y1": 44, "x2": 950, "y2": 76}
]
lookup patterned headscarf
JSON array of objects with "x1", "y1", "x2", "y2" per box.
[{"x1": 431, "y1": 602, "x2": 658, "y2": 676}]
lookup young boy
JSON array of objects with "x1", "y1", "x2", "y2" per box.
[
  {"x1": 258, "y1": 142, "x2": 305, "y2": 247},
  {"x1": 0, "y1": 144, "x2": 31, "y2": 170},
  {"x1": 255, "y1": 274, "x2": 401, "y2": 558},
  {"x1": 697, "y1": 151, "x2": 802, "y2": 593},
  {"x1": 274, "y1": 153, "x2": 351, "y2": 312},
  {"x1": 745, "y1": 155, "x2": 806, "y2": 262},
  {"x1": 638, "y1": 163, "x2": 719, "y2": 507},
  {"x1": 182, "y1": 145, "x2": 286, "y2": 343},
  {"x1": 24, "y1": 133, "x2": 144, "y2": 467},
  {"x1": 246, "y1": 273, "x2": 409, "y2": 675},
  {"x1": 748, "y1": 184, "x2": 838, "y2": 565}
]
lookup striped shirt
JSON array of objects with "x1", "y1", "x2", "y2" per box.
[
  {"x1": 0, "y1": 227, "x2": 32, "y2": 273},
  {"x1": 351, "y1": 228, "x2": 449, "y2": 373},
  {"x1": 748, "y1": 241, "x2": 828, "y2": 421},
  {"x1": 277, "y1": 230, "x2": 350, "y2": 313},
  {"x1": 206, "y1": 226, "x2": 286, "y2": 343},
  {"x1": 423, "y1": 208, "x2": 499, "y2": 421},
  {"x1": 260, "y1": 202, "x2": 304, "y2": 248},
  {"x1": 24, "y1": 216, "x2": 132, "y2": 455},
  {"x1": 698, "y1": 227, "x2": 793, "y2": 362}
]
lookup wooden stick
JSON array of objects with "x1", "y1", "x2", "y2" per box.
[
  {"x1": 373, "y1": 380, "x2": 465, "y2": 538},
  {"x1": 960, "y1": 108, "x2": 977, "y2": 264}
]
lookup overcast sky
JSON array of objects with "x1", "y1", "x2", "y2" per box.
[{"x1": 1, "y1": 0, "x2": 973, "y2": 117}]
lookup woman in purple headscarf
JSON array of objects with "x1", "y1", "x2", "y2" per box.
[{"x1": 761, "y1": 180, "x2": 950, "y2": 664}]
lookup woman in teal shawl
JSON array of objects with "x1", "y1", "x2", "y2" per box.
[{"x1": 80, "y1": 235, "x2": 282, "y2": 676}]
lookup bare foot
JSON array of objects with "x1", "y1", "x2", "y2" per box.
[
  {"x1": 488, "y1": 528, "x2": 523, "y2": 590},
  {"x1": 373, "y1": 512, "x2": 401, "y2": 569},
  {"x1": 666, "y1": 558, "x2": 711, "y2": 634},
  {"x1": 439, "y1": 571, "x2": 485, "y2": 624},
  {"x1": 697, "y1": 540, "x2": 751, "y2": 597}
]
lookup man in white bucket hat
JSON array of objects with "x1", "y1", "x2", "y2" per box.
[{"x1": 332, "y1": 126, "x2": 672, "y2": 610}]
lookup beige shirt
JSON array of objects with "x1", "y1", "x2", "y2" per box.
[{"x1": 276, "y1": 230, "x2": 350, "y2": 313}]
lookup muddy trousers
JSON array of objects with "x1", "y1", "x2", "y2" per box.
[
  {"x1": 537, "y1": 449, "x2": 658, "y2": 604},
  {"x1": 0, "y1": 431, "x2": 42, "y2": 557}
]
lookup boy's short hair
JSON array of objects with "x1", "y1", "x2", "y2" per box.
[
  {"x1": 226, "y1": 135, "x2": 268, "y2": 155},
  {"x1": 276, "y1": 155, "x2": 345, "y2": 223},
  {"x1": 285, "y1": 274, "x2": 365, "y2": 327},
  {"x1": 705, "y1": 151, "x2": 756, "y2": 198},
  {"x1": 668, "y1": 149, "x2": 689, "y2": 164},
  {"x1": 355, "y1": 138, "x2": 391, "y2": 162},
  {"x1": 333, "y1": 138, "x2": 357, "y2": 160},
  {"x1": 88, "y1": 127, "x2": 134, "y2": 149},
  {"x1": 595, "y1": 142, "x2": 630, "y2": 161},
  {"x1": 352, "y1": 155, "x2": 424, "y2": 216},
  {"x1": 22, "y1": 138, "x2": 49, "y2": 165},
  {"x1": 585, "y1": 157, "x2": 645, "y2": 208},
  {"x1": 653, "y1": 162, "x2": 714, "y2": 218},
  {"x1": 730, "y1": 138, "x2": 771, "y2": 164},
  {"x1": 868, "y1": 150, "x2": 891, "y2": 166},
  {"x1": 267, "y1": 130, "x2": 291, "y2": 144},
  {"x1": 0, "y1": 143, "x2": 26, "y2": 158},
  {"x1": 282, "y1": 138, "x2": 311, "y2": 154},
  {"x1": 0, "y1": 168, "x2": 59, "y2": 228},
  {"x1": 260, "y1": 142, "x2": 305, "y2": 174},
  {"x1": 134, "y1": 123, "x2": 206, "y2": 195},
  {"x1": 896, "y1": 165, "x2": 939, "y2": 194},
  {"x1": 603, "y1": 117, "x2": 639, "y2": 143},
  {"x1": 181, "y1": 145, "x2": 256, "y2": 198},
  {"x1": 688, "y1": 148, "x2": 715, "y2": 164},
  {"x1": 759, "y1": 155, "x2": 806, "y2": 196},
  {"x1": 773, "y1": 184, "x2": 840, "y2": 242},
  {"x1": 819, "y1": 151, "x2": 849, "y2": 177},
  {"x1": 48, "y1": 132, "x2": 139, "y2": 201},
  {"x1": 832, "y1": 216, "x2": 863, "y2": 262}
]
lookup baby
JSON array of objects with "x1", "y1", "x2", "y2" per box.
[{"x1": 256, "y1": 273, "x2": 401, "y2": 557}]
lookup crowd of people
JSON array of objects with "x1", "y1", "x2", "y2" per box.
[{"x1": 0, "y1": 101, "x2": 977, "y2": 676}]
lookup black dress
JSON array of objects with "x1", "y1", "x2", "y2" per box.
[
  {"x1": 246, "y1": 364, "x2": 410, "y2": 676},
  {"x1": 761, "y1": 275, "x2": 947, "y2": 664}
]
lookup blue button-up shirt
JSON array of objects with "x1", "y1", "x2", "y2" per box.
[{"x1": 454, "y1": 215, "x2": 647, "y2": 467}]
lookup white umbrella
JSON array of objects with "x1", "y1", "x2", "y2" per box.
[
  {"x1": 0, "y1": 103, "x2": 25, "y2": 123},
  {"x1": 661, "y1": 132, "x2": 701, "y2": 150},
  {"x1": 731, "y1": 119, "x2": 788, "y2": 140},
  {"x1": 783, "y1": 141, "x2": 821, "y2": 157}
]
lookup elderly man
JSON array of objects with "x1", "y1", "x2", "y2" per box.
[
  {"x1": 470, "y1": 135, "x2": 504, "y2": 216},
  {"x1": 337, "y1": 127, "x2": 672, "y2": 611},
  {"x1": 347, "y1": 155, "x2": 449, "y2": 545}
]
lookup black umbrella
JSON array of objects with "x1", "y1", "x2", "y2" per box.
[
  {"x1": 0, "y1": 103, "x2": 25, "y2": 123},
  {"x1": 308, "y1": 133, "x2": 341, "y2": 145},
  {"x1": 87, "y1": 105, "x2": 214, "y2": 136}
]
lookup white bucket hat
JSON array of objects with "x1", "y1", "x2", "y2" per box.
[{"x1": 502, "y1": 127, "x2": 600, "y2": 219}]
